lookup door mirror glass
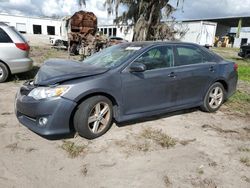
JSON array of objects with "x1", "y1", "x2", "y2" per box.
[{"x1": 129, "y1": 62, "x2": 146, "y2": 72}]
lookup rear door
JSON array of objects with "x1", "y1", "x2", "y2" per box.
[
  {"x1": 0, "y1": 27, "x2": 14, "y2": 58},
  {"x1": 121, "y1": 45, "x2": 177, "y2": 115},
  {"x1": 172, "y1": 45, "x2": 218, "y2": 106},
  {"x1": 0, "y1": 27, "x2": 14, "y2": 63}
]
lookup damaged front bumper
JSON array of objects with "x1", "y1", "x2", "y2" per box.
[{"x1": 15, "y1": 84, "x2": 77, "y2": 136}]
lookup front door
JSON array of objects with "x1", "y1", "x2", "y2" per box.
[{"x1": 121, "y1": 45, "x2": 177, "y2": 115}]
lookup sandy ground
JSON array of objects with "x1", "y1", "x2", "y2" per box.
[
  {"x1": 0, "y1": 47, "x2": 250, "y2": 188},
  {"x1": 0, "y1": 82, "x2": 249, "y2": 188}
]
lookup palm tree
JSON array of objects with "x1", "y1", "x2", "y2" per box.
[
  {"x1": 78, "y1": 0, "x2": 86, "y2": 6},
  {"x1": 76, "y1": 0, "x2": 184, "y2": 41},
  {"x1": 104, "y1": 0, "x2": 184, "y2": 41}
]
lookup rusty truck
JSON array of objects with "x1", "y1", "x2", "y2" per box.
[{"x1": 50, "y1": 11, "x2": 108, "y2": 56}]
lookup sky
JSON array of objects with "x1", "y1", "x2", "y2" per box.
[
  {"x1": 170, "y1": 0, "x2": 250, "y2": 20},
  {"x1": 0, "y1": 0, "x2": 250, "y2": 25}
]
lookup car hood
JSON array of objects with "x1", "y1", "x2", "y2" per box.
[{"x1": 34, "y1": 59, "x2": 109, "y2": 86}]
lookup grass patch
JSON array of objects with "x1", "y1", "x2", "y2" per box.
[
  {"x1": 225, "y1": 90, "x2": 250, "y2": 115},
  {"x1": 61, "y1": 140, "x2": 86, "y2": 158},
  {"x1": 179, "y1": 138, "x2": 196, "y2": 146},
  {"x1": 132, "y1": 142, "x2": 151, "y2": 152},
  {"x1": 196, "y1": 165, "x2": 205, "y2": 175},
  {"x1": 5, "y1": 143, "x2": 19, "y2": 152},
  {"x1": 240, "y1": 156, "x2": 250, "y2": 167},
  {"x1": 238, "y1": 64, "x2": 250, "y2": 82},
  {"x1": 238, "y1": 146, "x2": 250, "y2": 153},
  {"x1": 197, "y1": 168, "x2": 204, "y2": 175},
  {"x1": 30, "y1": 45, "x2": 80, "y2": 65},
  {"x1": 141, "y1": 128, "x2": 176, "y2": 148},
  {"x1": 163, "y1": 175, "x2": 172, "y2": 186},
  {"x1": 242, "y1": 176, "x2": 250, "y2": 183}
]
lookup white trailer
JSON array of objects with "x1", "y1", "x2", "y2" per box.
[{"x1": 177, "y1": 21, "x2": 217, "y2": 46}]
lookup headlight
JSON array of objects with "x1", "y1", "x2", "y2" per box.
[{"x1": 28, "y1": 86, "x2": 69, "y2": 100}]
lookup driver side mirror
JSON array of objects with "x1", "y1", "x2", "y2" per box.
[{"x1": 129, "y1": 62, "x2": 146, "y2": 72}]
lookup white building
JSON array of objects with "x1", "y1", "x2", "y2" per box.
[
  {"x1": 0, "y1": 14, "x2": 134, "y2": 42},
  {"x1": 234, "y1": 32, "x2": 250, "y2": 47},
  {"x1": 97, "y1": 25, "x2": 133, "y2": 41},
  {"x1": 0, "y1": 13, "x2": 62, "y2": 36}
]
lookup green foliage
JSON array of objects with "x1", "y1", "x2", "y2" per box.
[
  {"x1": 239, "y1": 64, "x2": 250, "y2": 82},
  {"x1": 240, "y1": 156, "x2": 250, "y2": 167},
  {"x1": 61, "y1": 140, "x2": 85, "y2": 158},
  {"x1": 104, "y1": 0, "x2": 183, "y2": 41},
  {"x1": 141, "y1": 128, "x2": 176, "y2": 148},
  {"x1": 225, "y1": 90, "x2": 250, "y2": 115}
]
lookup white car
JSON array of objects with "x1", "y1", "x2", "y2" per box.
[{"x1": 0, "y1": 22, "x2": 33, "y2": 82}]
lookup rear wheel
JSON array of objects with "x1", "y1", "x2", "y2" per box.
[
  {"x1": 0, "y1": 62, "x2": 9, "y2": 83},
  {"x1": 201, "y1": 82, "x2": 225, "y2": 112},
  {"x1": 73, "y1": 96, "x2": 113, "y2": 139}
]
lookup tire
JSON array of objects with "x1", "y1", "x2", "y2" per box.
[
  {"x1": 73, "y1": 96, "x2": 113, "y2": 139},
  {"x1": 70, "y1": 43, "x2": 78, "y2": 55},
  {"x1": 0, "y1": 62, "x2": 9, "y2": 83},
  {"x1": 201, "y1": 82, "x2": 225, "y2": 112},
  {"x1": 55, "y1": 40, "x2": 63, "y2": 46}
]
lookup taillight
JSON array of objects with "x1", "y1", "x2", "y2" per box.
[
  {"x1": 234, "y1": 63, "x2": 238, "y2": 71},
  {"x1": 15, "y1": 43, "x2": 30, "y2": 51}
]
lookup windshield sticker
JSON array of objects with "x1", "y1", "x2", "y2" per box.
[{"x1": 125, "y1": 47, "x2": 141, "y2": 50}]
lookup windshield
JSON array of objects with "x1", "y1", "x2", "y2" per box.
[{"x1": 82, "y1": 44, "x2": 142, "y2": 68}]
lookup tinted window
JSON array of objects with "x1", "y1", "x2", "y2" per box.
[
  {"x1": 137, "y1": 46, "x2": 174, "y2": 70},
  {"x1": 175, "y1": 46, "x2": 204, "y2": 66},
  {"x1": 201, "y1": 46, "x2": 223, "y2": 62},
  {"x1": 0, "y1": 28, "x2": 12, "y2": 43}
]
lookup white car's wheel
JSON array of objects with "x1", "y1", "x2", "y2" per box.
[{"x1": 0, "y1": 62, "x2": 9, "y2": 83}]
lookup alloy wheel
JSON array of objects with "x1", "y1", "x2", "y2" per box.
[
  {"x1": 0, "y1": 67, "x2": 3, "y2": 79},
  {"x1": 208, "y1": 86, "x2": 223, "y2": 109},
  {"x1": 87, "y1": 102, "x2": 111, "y2": 134}
]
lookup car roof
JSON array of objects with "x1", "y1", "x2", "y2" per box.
[
  {"x1": 118, "y1": 41, "x2": 202, "y2": 49},
  {"x1": 124, "y1": 41, "x2": 200, "y2": 47},
  {"x1": 0, "y1": 22, "x2": 8, "y2": 27},
  {"x1": 117, "y1": 41, "x2": 223, "y2": 62}
]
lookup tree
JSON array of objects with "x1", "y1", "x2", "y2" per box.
[
  {"x1": 104, "y1": 0, "x2": 184, "y2": 41},
  {"x1": 78, "y1": 0, "x2": 86, "y2": 7}
]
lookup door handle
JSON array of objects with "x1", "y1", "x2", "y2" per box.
[
  {"x1": 209, "y1": 66, "x2": 215, "y2": 72},
  {"x1": 168, "y1": 72, "x2": 176, "y2": 78}
]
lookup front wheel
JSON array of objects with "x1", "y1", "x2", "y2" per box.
[
  {"x1": 201, "y1": 82, "x2": 225, "y2": 112},
  {"x1": 73, "y1": 96, "x2": 113, "y2": 139}
]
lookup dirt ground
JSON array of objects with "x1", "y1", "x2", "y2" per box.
[{"x1": 0, "y1": 46, "x2": 249, "y2": 188}]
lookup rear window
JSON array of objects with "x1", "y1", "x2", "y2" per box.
[
  {"x1": 10, "y1": 27, "x2": 27, "y2": 42},
  {"x1": 201, "y1": 46, "x2": 223, "y2": 62},
  {"x1": 0, "y1": 27, "x2": 12, "y2": 43},
  {"x1": 175, "y1": 46, "x2": 204, "y2": 66}
]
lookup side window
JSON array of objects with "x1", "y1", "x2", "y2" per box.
[
  {"x1": 175, "y1": 46, "x2": 204, "y2": 66},
  {"x1": 137, "y1": 46, "x2": 174, "y2": 70},
  {"x1": 0, "y1": 28, "x2": 12, "y2": 43}
]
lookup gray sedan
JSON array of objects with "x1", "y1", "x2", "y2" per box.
[{"x1": 15, "y1": 42, "x2": 238, "y2": 139}]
